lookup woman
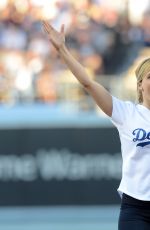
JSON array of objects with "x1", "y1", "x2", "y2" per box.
[{"x1": 42, "y1": 21, "x2": 150, "y2": 230}]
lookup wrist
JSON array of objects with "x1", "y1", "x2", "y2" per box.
[{"x1": 59, "y1": 43, "x2": 67, "y2": 55}]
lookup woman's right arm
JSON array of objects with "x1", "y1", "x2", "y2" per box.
[{"x1": 42, "y1": 21, "x2": 113, "y2": 117}]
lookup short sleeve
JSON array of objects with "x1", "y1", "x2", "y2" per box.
[{"x1": 110, "y1": 96, "x2": 134, "y2": 128}]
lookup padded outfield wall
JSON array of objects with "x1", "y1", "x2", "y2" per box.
[{"x1": 0, "y1": 106, "x2": 122, "y2": 206}]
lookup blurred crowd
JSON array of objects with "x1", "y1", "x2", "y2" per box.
[{"x1": 0, "y1": 0, "x2": 149, "y2": 106}]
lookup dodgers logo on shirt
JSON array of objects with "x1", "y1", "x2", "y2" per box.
[{"x1": 132, "y1": 128, "x2": 150, "y2": 147}]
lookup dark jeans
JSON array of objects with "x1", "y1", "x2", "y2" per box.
[{"x1": 118, "y1": 193, "x2": 150, "y2": 230}]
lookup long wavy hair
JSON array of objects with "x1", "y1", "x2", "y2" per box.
[{"x1": 135, "y1": 58, "x2": 150, "y2": 103}]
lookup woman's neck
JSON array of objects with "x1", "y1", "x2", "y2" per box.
[{"x1": 142, "y1": 101, "x2": 150, "y2": 110}]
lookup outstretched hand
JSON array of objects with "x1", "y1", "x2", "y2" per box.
[{"x1": 42, "y1": 21, "x2": 65, "y2": 51}]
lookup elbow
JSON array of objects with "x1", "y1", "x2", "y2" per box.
[{"x1": 82, "y1": 81, "x2": 93, "y2": 90}]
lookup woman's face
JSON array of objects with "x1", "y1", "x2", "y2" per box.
[{"x1": 139, "y1": 71, "x2": 150, "y2": 105}]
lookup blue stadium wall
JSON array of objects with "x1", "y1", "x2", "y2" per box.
[
  {"x1": 0, "y1": 126, "x2": 122, "y2": 206},
  {"x1": 0, "y1": 107, "x2": 122, "y2": 206}
]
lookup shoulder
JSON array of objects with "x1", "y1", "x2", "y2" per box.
[
  {"x1": 111, "y1": 96, "x2": 136, "y2": 127},
  {"x1": 112, "y1": 96, "x2": 135, "y2": 111}
]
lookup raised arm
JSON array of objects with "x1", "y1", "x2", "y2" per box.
[{"x1": 42, "y1": 21, "x2": 112, "y2": 117}]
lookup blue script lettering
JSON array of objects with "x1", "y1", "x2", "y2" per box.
[
  {"x1": 132, "y1": 128, "x2": 150, "y2": 147},
  {"x1": 132, "y1": 128, "x2": 148, "y2": 142},
  {"x1": 147, "y1": 132, "x2": 150, "y2": 139}
]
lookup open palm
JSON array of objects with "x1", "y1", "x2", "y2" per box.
[{"x1": 42, "y1": 21, "x2": 65, "y2": 51}]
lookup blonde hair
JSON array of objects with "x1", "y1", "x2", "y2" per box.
[{"x1": 135, "y1": 58, "x2": 150, "y2": 103}]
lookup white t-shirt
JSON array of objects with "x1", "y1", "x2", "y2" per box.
[{"x1": 111, "y1": 96, "x2": 150, "y2": 201}]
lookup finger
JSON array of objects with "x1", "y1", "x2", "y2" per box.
[
  {"x1": 42, "y1": 22, "x2": 51, "y2": 34},
  {"x1": 42, "y1": 21, "x2": 54, "y2": 34},
  {"x1": 43, "y1": 23, "x2": 49, "y2": 34}
]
